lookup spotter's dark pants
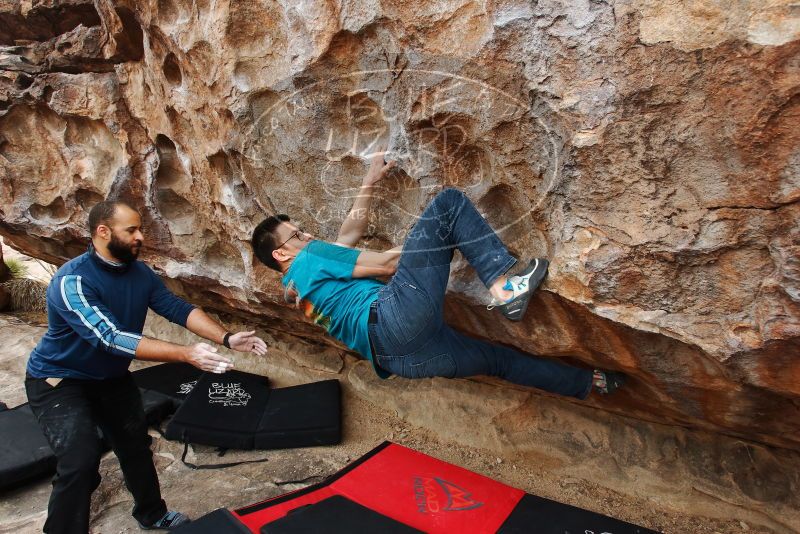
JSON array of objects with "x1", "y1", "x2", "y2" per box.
[{"x1": 25, "y1": 372, "x2": 166, "y2": 534}]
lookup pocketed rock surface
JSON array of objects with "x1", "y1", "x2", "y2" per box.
[
  {"x1": 0, "y1": 0, "x2": 799, "y2": 530},
  {"x1": 1, "y1": 312, "x2": 797, "y2": 533}
]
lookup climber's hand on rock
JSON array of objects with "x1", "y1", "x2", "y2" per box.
[
  {"x1": 364, "y1": 145, "x2": 396, "y2": 186},
  {"x1": 229, "y1": 330, "x2": 268, "y2": 356},
  {"x1": 186, "y1": 342, "x2": 234, "y2": 373}
]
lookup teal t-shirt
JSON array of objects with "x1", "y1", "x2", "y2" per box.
[{"x1": 282, "y1": 240, "x2": 388, "y2": 377}]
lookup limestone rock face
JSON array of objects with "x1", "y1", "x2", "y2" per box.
[
  {"x1": 0, "y1": 1, "x2": 798, "y2": 449},
  {"x1": 0, "y1": 243, "x2": 9, "y2": 310}
]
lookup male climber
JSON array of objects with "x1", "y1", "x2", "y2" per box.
[
  {"x1": 26, "y1": 200, "x2": 267, "y2": 533},
  {"x1": 251, "y1": 151, "x2": 624, "y2": 399}
]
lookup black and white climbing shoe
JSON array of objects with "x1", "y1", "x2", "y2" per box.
[
  {"x1": 487, "y1": 258, "x2": 549, "y2": 322},
  {"x1": 138, "y1": 511, "x2": 191, "y2": 531},
  {"x1": 593, "y1": 370, "x2": 626, "y2": 395}
]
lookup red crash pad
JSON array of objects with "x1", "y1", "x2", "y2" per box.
[{"x1": 227, "y1": 442, "x2": 658, "y2": 534}]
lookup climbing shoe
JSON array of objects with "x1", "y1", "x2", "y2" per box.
[
  {"x1": 138, "y1": 511, "x2": 191, "y2": 531},
  {"x1": 593, "y1": 370, "x2": 626, "y2": 395},
  {"x1": 487, "y1": 258, "x2": 549, "y2": 322}
]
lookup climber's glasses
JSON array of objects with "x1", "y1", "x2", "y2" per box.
[{"x1": 276, "y1": 228, "x2": 308, "y2": 249}]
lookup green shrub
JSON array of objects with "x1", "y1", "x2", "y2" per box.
[{"x1": 3, "y1": 258, "x2": 28, "y2": 279}]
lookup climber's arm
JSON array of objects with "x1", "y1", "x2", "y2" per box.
[
  {"x1": 351, "y1": 246, "x2": 402, "y2": 278},
  {"x1": 335, "y1": 150, "x2": 396, "y2": 248}
]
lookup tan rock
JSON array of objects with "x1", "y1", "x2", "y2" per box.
[
  {"x1": 0, "y1": 239, "x2": 9, "y2": 282},
  {"x1": 624, "y1": 0, "x2": 800, "y2": 51},
  {"x1": 2, "y1": 313, "x2": 799, "y2": 532},
  {"x1": 0, "y1": 244, "x2": 10, "y2": 311},
  {"x1": 0, "y1": 0, "x2": 798, "y2": 457}
]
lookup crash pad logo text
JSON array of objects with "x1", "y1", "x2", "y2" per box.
[
  {"x1": 413, "y1": 476, "x2": 483, "y2": 514},
  {"x1": 178, "y1": 380, "x2": 197, "y2": 395},
  {"x1": 208, "y1": 382, "x2": 251, "y2": 407}
]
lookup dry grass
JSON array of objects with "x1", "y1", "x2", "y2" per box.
[{"x1": 1, "y1": 278, "x2": 48, "y2": 312}]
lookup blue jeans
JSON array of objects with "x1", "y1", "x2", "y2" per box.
[{"x1": 369, "y1": 188, "x2": 593, "y2": 399}]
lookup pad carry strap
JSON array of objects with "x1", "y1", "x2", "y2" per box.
[
  {"x1": 179, "y1": 439, "x2": 270, "y2": 470},
  {"x1": 155, "y1": 418, "x2": 270, "y2": 470}
]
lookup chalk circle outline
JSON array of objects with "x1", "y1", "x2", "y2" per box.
[{"x1": 239, "y1": 68, "x2": 561, "y2": 253}]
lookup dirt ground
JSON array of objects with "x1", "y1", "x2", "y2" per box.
[{"x1": 0, "y1": 313, "x2": 769, "y2": 534}]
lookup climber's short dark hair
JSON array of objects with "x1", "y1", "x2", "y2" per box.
[
  {"x1": 87, "y1": 200, "x2": 137, "y2": 237},
  {"x1": 251, "y1": 214, "x2": 291, "y2": 272}
]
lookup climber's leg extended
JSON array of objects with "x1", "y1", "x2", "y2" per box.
[
  {"x1": 384, "y1": 188, "x2": 547, "y2": 324},
  {"x1": 372, "y1": 322, "x2": 594, "y2": 399}
]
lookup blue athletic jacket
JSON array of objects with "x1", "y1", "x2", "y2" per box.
[{"x1": 27, "y1": 245, "x2": 196, "y2": 380}]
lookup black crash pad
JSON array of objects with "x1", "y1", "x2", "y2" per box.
[
  {"x1": 497, "y1": 493, "x2": 656, "y2": 533},
  {"x1": 0, "y1": 403, "x2": 56, "y2": 492},
  {"x1": 133, "y1": 363, "x2": 204, "y2": 426},
  {"x1": 260, "y1": 495, "x2": 423, "y2": 533},
  {"x1": 172, "y1": 508, "x2": 252, "y2": 534},
  {"x1": 0, "y1": 363, "x2": 195, "y2": 493},
  {"x1": 255, "y1": 379, "x2": 341, "y2": 450},
  {"x1": 0, "y1": 365, "x2": 181, "y2": 493},
  {"x1": 165, "y1": 370, "x2": 271, "y2": 449},
  {"x1": 164, "y1": 370, "x2": 341, "y2": 451}
]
